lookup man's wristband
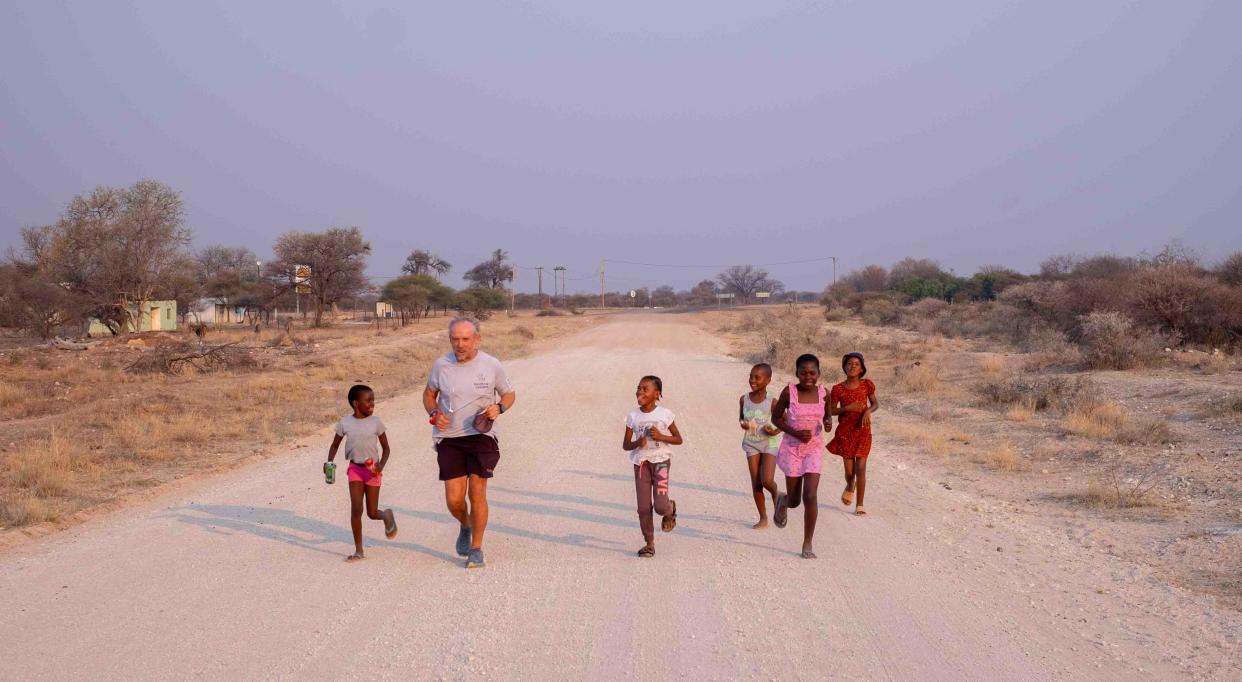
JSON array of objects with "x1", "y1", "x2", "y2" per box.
[
  {"x1": 428, "y1": 409, "x2": 440, "y2": 425},
  {"x1": 498, "y1": 403, "x2": 507, "y2": 415}
]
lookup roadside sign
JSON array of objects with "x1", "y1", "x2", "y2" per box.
[
  {"x1": 756, "y1": 292, "x2": 771, "y2": 298},
  {"x1": 629, "y1": 290, "x2": 636, "y2": 298},
  {"x1": 716, "y1": 293, "x2": 735, "y2": 299},
  {"x1": 296, "y1": 283, "x2": 311, "y2": 294},
  {"x1": 294, "y1": 264, "x2": 311, "y2": 283}
]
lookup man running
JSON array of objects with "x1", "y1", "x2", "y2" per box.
[{"x1": 423, "y1": 317, "x2": 516, "y2": 568}]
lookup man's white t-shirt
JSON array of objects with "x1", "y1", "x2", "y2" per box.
[
  {"x1": 427, "y1": 350, "x2": 513, "y2": 443},
  {"x1": 624, "y1": 406, "x2": 676, "y2": 466}
]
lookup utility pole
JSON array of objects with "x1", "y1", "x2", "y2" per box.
[
  {"x1": 599, "y1": 260, "x2": 605, "y2": 308},
  {"x1": 535, "y1": 266, "x2": 545, "y2": 310},
  {"x1": 553, "y1": 266, "x2": 566, "y2": 308},
  {"x1": 510, "y1": 268, "x2": 516, "y2": 314},
  {"x1": 831, "y1": 256, "x2": 838, "y2": 286}
]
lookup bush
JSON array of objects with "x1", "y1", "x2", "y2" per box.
[
  {"x1": 1216, "y1": 251, "x2": 1242, "y2": 286},
  {"x1": 453, "y1": 288, "x2": 507, "y2": 320},
  {"x1": 535, "y1": 309, "x2": 564, "y2": 317},
  {"x1": 860, "y1": 298, "x2": 899, "y2": 326},
  {"x1": 976, "y1": 374, "x2": 1102, "y2": 413},
  {"x1": 1077, "y1": 311, "x2": 1161, "y2": 370}
]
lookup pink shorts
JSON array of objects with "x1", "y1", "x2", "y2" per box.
[
  {"x1": 777, "y1": 448, "x2": 824, "y2": 477},
  {"x1": 347, "y1": 462, "x2": 382, "y2": 487}
]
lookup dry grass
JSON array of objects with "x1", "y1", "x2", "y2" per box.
[
  {"x1": 978, "y1": 441, "x2": 1022, "y2": 471},
  {"x1": 893, "y1": 362, "x2": 942, "y2": 393},
  {"x1": 978, "y1": 356, "x2": 1007, "y2": 374},
  {"x1": 0, "y1": 312, "x2": 597, "y2": 532},
  {"x1": 976, "y1": 373, "x2": 1102, "y2": 413},
  {"x1": 1075, "y1": 457, "x2": 1176, "y2": 512},
  {"x1": 1064, "y1": 404, "x2": 1173, "y2": 444},
  {"x1": 1005, "y1": 404, "x2": 1035, "y2": 422}
]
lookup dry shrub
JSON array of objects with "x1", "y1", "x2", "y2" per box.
[
  {"x1": 1064, "y1": 404, "x2": 1172, "y2": 444},
  {"x1": 1130, "y1": 264, "x2": 1240, "y2": 346},
  {"x1": 860, "y1": 299, "x2": 899, "y2": 326},
  {"x1": 0, "y1": 492, "x2": 52, "y2": 527},
  {"x1": 893, "y1": 362, "x2": 941, "y2": 393},
  {"x1": 0, "y1": 383, "x2": 21, "y2": 409},
  {"x1": 823, "y1": 306, "x2": 850, "y2": 322},
  {"x1": 1005, "y1": 404, "x2": 1034, "y2": 422},
  {"x1": 35, "y1": 354, "x2": 52, "y2": 370},
  {"x1": 513, "y1": 325, "x2": 535, "y2": 340},
  {"x1": 976, "y1": 373, "x2": 1101, "y2": 413},
  {"x1": 8, "y1": 431, "x2": 76, "y2": 499},
  {"x1": 980, "y1": 441, "x2": 1021, "y2": 471},
  {"x1": 1078, "y1": 311, "x2": 1162, "y2": 370},
  {"x1": 887, "y1": 422, "x2": 955, "y2": 456},
  {"x1": 1079, "y1": 457, "x2": 1171, "y2": 511},
  {"x1": 748, "y1": 311, "x2": 824, "y2": 370},
  {"x1": 535, "y1": 309, "x2": 564, "y2": 317},
  {"x1": 978, "y1": 356, "x2": 1006, "y2": 374}
]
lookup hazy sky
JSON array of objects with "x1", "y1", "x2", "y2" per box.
[{"x1": 3, "y1": 1, "x2": 1240, "y2": 293}]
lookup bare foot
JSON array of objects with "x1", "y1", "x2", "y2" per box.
[
  {"x1": 752, "y1": 518, "x2": 770, "y2": 529},
  {"x1": 855, "y1": 505, "x2": 867, "y2": 516},
  {"x1": 841, "y1": 486, "x2": 855, "y2": 506},
  {"x1": 773, "y1": 493, "x2": 788, "y2": 528},
  {"x1": 345, "y1": 552, "x2": 365, "y2": 562},
  {"x1": 636, "y1": 544, "x2": 655, "y2": 558},
  {"x1": 383, "y1": 509, "x2": 398, "y2": 539},
  {"x1": 801, "y1": 545, "x2": 817, "y2": 559}
]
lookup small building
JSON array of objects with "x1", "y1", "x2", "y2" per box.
[
  {"x1": 189, "y1": 297, "x2": 245, "y2": 325},
  {"x1": 88, "y1": 300, "x2": 178, "y2": 336},
  {"x1": 376, "y1": 301, "x2": 394, "y2": 319}
]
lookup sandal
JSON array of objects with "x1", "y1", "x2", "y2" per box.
[
  {"x1": 383, "y1": 509, "x2": 398, "y2": 539},
  {"x1": 661, "y1": 500, "x2": 677, "y2": 532},
  {"x1": 773, "y1": 493, "x2": 788, "y2": 528},
  {"x1": 345, "y1": 552, "x2": 365, "y2": 562},
  {"x1": 637, "y1": 545, "x2": 655, "y2": 558},
  {"x1": 842, "y1": 486, "x2": 855, "y2": 506},
  {"x1": 855, "y1": 506, "x2": 867, "y2": 516}
]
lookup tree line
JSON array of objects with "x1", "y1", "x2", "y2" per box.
[{"x1": 0, "y1": 181, "x2": 806, "y2": 337}]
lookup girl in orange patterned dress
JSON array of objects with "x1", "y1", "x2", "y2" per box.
[{"x1": 826, "y1": 353, "x2": 880, "y2": 516}]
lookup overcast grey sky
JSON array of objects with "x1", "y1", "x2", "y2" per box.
[{"x1": 2, "y1": 1, "x2": 1240, "y2": 293}]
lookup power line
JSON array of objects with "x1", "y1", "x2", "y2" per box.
[{"x1": 603, "y1": 256, "x2": 838, "y2": 269}]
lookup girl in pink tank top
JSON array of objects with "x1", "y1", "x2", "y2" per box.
[{"x1": 771, "y1": 353, "x2": 827, "y2": 559}]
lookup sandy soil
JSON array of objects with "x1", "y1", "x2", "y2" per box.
[{"x1": 0, "y1": 315, "x2": 1238, "y2": 680}]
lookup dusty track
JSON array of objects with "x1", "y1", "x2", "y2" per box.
[{"x1": 1, "y1": 316, "x2": 1238, "y2": 680}]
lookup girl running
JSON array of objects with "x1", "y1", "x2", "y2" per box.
[
  {"x1": 738, "y1": 363, "x2": 784, "y2": 528},
  {"x1": 622, "y1": 375, "x2": 684, "y2": 558},
  {"x1": 326, "y1": 384, "x2": 397, "y2": 561},
  {"x1": 771, "y1": 354, "x2": 828, "y2": 558},
  {"x1": 827, "y1": 353, "x2": 880, "y2": 516}
]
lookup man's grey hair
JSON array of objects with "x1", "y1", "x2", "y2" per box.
[{"x1": 448, "y1": 316, "x2": 481, "y2": 335}]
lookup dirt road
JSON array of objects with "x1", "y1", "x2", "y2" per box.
[{"x1": 1, "y1": 316, "x2": 1238, "y2": 680}]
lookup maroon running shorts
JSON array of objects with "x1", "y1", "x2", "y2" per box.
[{"x1": 436, "y1": 434, "x2": 501, "y2": 480}]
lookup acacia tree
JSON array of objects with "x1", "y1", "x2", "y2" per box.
[
  {"x1": 716, "y1": 265, "x2": 779, "y2": 303},
  {"x1": 464, "y1": 249, "x2": 514, "y2": 289},
  {"x1": 846, "y1": 265, "x2": 888, "y2": 292},
  {"x1": 271, "y1": 227, "x2": 370, "y2": 327},
  {"x1": 25, "y1": 180, "x2": 192, "y2": 335},
  {"x1": 401, "y1": 249, "x2": 452, "y2": 280},
  {"x1": 382, "y1": 274, "x2": 454, "y2": 323}
]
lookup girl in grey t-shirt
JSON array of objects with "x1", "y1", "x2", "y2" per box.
[{"x1": 326, "y1": 384, "x2": 398, "y2": 561}]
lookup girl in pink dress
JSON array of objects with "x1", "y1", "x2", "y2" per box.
[{"x1": 771, "y1": 354, "x2": 828, "y2": 559}]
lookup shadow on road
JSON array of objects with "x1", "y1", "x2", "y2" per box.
[
  {"x1": 389, "y1": 507, "x2": 629, "y2": 555},
  {"x1": 488, "y1": 484, "x2": 803, "y2": 557},
  {"x1": 563, "y1": 469, "x2": 749, "y2": 498},
  {"x1": 164, "y1": 504, "x2": 459, "y2": 564}
]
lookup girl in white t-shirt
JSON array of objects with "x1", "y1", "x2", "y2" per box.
[
  {"x1": 326, "y1": 384, "x2": 397, "y2": 562},
  {"x1": 622, "y1": 375, "x2": 684, "y2": 558}
]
